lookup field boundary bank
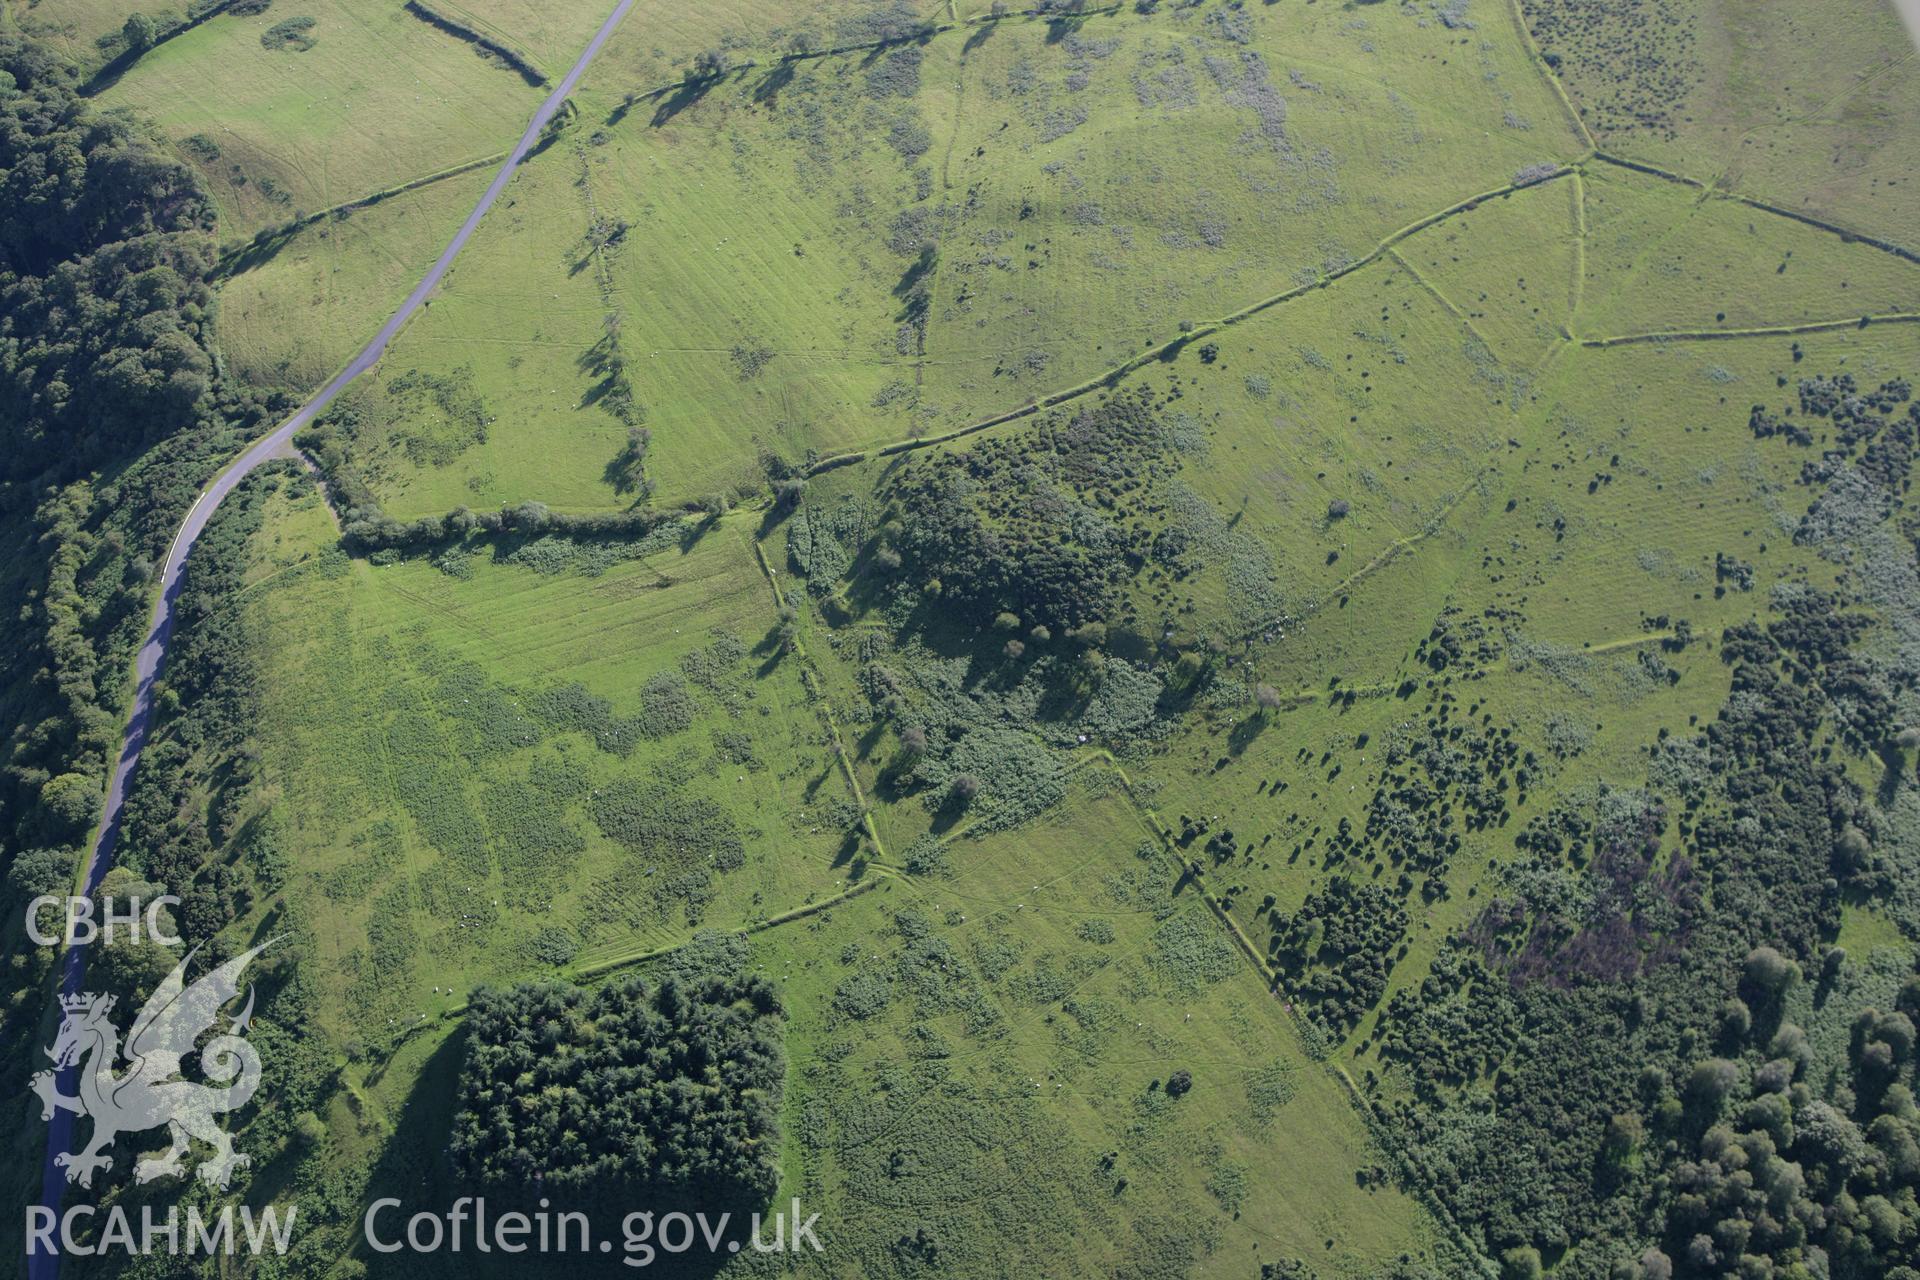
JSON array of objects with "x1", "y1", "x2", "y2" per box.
[
  {"x1": 1384, "y1": 245, "x2": 1499, "y2": 353},
  {"x1": 1500, "y1": 0, "x2": 1593, "y2": 152},
  {"x1": 803, "y1": 165, "x2": 1587, "y2": 478},
  {"x1": 802, "y1": 145, "x2": 1917, "y2": 484},
  {"x1": 1082, "y1": 748, "x2": 1499, "y2": 1275},
  {"x1": 1727, "y1": 192, "x2": 1920, "y2": 267},
  {"x1": 747, "y1": 538, "x2": 892, "y2": 861},
  {"x1": 637, "y1": 0, "x2": 1121, "y2": 92},
  {"x1": 402, "y1": 0, "x2": 547, "y2": 86},
  {"x1": 212, "y1": 150, "x2": 509, "y2": 275},
  {"x1": 557, "y1": 877, "x2": 886, "y2": 987},
  {"x1": 1581, "y1": 312, "x2": 1920, "y2": 347},
  {"x1": 78, "y1": 0, "x2": 244, "y2": 95},
  {"x1": 1590, "y1": 152, "x2": 1920, "y2": 268},
  {"x1": 611, "y1": 2, "x2": 1124, "y2": 126}
]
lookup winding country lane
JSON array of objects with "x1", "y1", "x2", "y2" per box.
[{"x1": 31, "y1": 0, "x2": 637, "y2": 1268}]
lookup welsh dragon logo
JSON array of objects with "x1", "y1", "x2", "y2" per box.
[{"x1": 33, "y1": 941, "x2": 275, "y2": 1191}]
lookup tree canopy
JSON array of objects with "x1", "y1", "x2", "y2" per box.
[
  {"x1": 0, "y1": 35, "x2": 216, "y2": 491},
  {"x1": 451, "y1": 951, "x2": 786, "y2": 1205}
]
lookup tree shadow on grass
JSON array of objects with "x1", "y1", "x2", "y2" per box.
[
  {"x1": 1227, "y1": 711, "x2": 1269, "y2": 757},
  {"x1": 927, "y1": 790, "x2": 970, "y2": 837},
  {"x1": 649, "y1": 73, "x2": 724, "y2": 128},
  {"x1": 893, "y1": 245, "x2": 937, "y2": 309},
  {"x1": 1044, "y1": 15, "x2": 1089, "y2": 45},
  {"x1": 800, "y1": 762, "x2": 834, "y2": 805},
  {"x1": 603, "y1": 431, "x2": 648, "y2": 496},
  {"x1": 751, "y1": 61, "x2": 796, "y2": 106},
  {"x1": 962, "y1": 21, "x2": 996, "y2": 55},
  {"x1": 77, "y1": 45, "x2": 143, "y2": 97},
  {"x1": 213, "y1": 225, "x2": 303, "y2": 280}
]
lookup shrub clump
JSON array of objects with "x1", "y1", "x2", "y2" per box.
[{"x1": 260, "y1": 15, "x2": 316, "y2": 50}]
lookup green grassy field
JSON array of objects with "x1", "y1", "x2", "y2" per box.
[
  {"x1": 5, "y1": 0, "x2": 138, "y2": 68},
  {"x1": 1574, "y1": 160, "x2": 1920, "y2": 338},
  {"x1": 1151, "y1": 318, "x2": 1920, "y2": 1054},
  {"x1": 27, "y1": 0, "x2": 1920, "y2": 1275},
  {"x1": 756, "y1": 775, "x2": 1433, "y2": 1277},
  {"x1": 240, "y1": 488, "x2": 862, "y2": 1042},
  {"x1": 324, "y1": 0, "x2": 1587, "y2": 514},
  {"x1": 215, "y1": 164, "x2": 498, "y2": 390},
  {"x1": 216, "y1": 456, "x2": 1445, "y2": 1274},
  {"x1": 94, "y1": 0, "x2": 538, "y2": 238},
  {"x1": 1524, "y1": 0, "x2": 1920, "y2": 248}
]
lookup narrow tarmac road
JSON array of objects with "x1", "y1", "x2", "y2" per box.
[
  {"x1": 1897, "y1": 0, "x2": 1920, "y2": 51},
  {"x1": 31, "y1": 0, "x2": 637, "y2": 1268}
]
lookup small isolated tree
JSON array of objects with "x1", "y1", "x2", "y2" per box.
[
  {"x1": 123, "y1": 12, "x2": 158, "y2": 51},
  {"x1": 1327, "y1": 497, "x2": 1351, "y2": 519},
  {"x1": 1066, "y1": 620, "x2": 1107, "y2": 648},
  {"x1": 1165, "y1": 1069, "x2": 1193, "y2": 1098},
  {"x1": 1836, "y1": 824, "x2": 1873, "y2": 871},
  {"x1": 1891, "y1": 725, "x2": 1920, "y2": 772},
  {"x1": 1769, "y1": 1022, "x2": 1812, "y2": 1074},
  {"x1": 1823, "y1": 945, "x2": 1849, "y2": 984},
  {"x1": 1744, "y1": 945, "x2": 1801, "y2": 1001},
  {"x1": 1499, "y1": 1245, "x2": 1543, "y2": 1280},
  {"x1": 691, "y1": 48, "x2": 728, "y2": 79},
  {"x1": 1601, "y1": 1112, "x2": 1642, "y2": 1163},
  {"x1": 37, "y1": 774, "x2": 101, "y2": 844},
  {"x1": 1255, "y1": 682, "x2": 1283, "y2": 711},
  {"x1": 1719, "y1": 997, "x2": 1752, "y2": 1044},
  {"x1": 1687, "y1": 1058, "x2": 1739, "y2": 1116},
  {"x1": 898, "y1": 725, "x2": 927, "y2": 759},
  {"x1": 609, "y1": 426, "x2": 650, "y2": 494},
  {"x1": 507, "y1": 500, "x2": 552, "y2": 531}
]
